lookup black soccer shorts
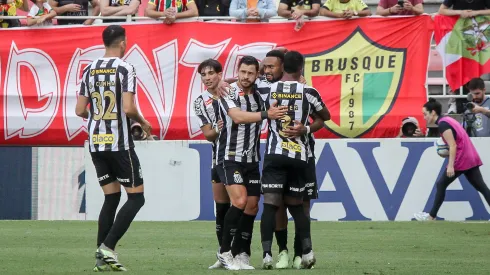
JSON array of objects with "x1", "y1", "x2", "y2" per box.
[
  {"x1": 216, "y1": 161, "x2": 261, "y2": 197},
  {"x1": 90, "y1": 148, "x2": 144, "y2": 188},
  {"x1": 261, "y1": 154, "x2": 308, "y2": 197},
  {"x1": 211, "y1": 167, "x2": 222, "y2": 183},
  {"x1": 304, "y1": 157, "x2": 318, "y2": 200}
]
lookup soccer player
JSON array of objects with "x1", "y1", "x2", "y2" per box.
[
  {"x1": 216, "y1": 56, "x2": 289, "y2": 270},
  {"x1": 262, "y1": 49, "x2": 325, "y2": 269},
  {"x1": 257, "y1": 51, "x2": 330, "y2": 269},
  {"x1": 414, "y1": 98, "x2": 490, "y2": 221},
  {"x1": 75, "y1": 25, "x2": 151, "y2": 272},
  {"x1": 192, "y1": 58, "x2": 229, "y2": 269}
]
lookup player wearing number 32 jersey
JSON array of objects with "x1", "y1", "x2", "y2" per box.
[{"x1": 75, "y1": 25, "x2": 152, "y2": 272}]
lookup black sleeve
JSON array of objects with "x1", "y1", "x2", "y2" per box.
[
  {"x1": 442, "y1": 0, "x2": 452, "y2": 7},
  {"x1": 438, "y1": 121, "x2": 457, "y2": 140}
]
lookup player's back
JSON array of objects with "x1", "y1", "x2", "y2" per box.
[{"x1": 82, "y1": 57, "x2": 135, "y2": 153}]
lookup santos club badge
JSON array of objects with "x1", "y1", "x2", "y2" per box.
[{"x1": 304, "y1": 27, "x2": 406, "y2": 138}]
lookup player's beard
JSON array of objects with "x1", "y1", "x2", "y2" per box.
[{"x1": 239, "y1": 79, "x2": 252, "y2": 89}]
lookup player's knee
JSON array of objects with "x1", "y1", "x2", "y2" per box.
[
  {"x1": 263, "y1": 193, "x2": 282, "y2": 206},
  {"x1": 245, "y1": 202, "x2": 259, "y2": 215},
  {"x1": 233, "y1": 196, "x2": 247, "y2": 209},
  {"x1": 128, "y1": 192, "x2": 145, "y2": 209}
]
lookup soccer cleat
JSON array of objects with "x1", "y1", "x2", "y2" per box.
[
  {"x1": 275, "y1": 250, "x2": 289, "y2": 269},
  {"x1": 292, "y1": 256, "x2": 302, "y2": 269},
  {"x1": 93, "y1": 256, "x2": 111, "y2": 272},
  {"x1": 414, "y1": 212, "x2": 432, "y2": 221},
  {"x1": 217, "y1": 251, "x2": 240, "y2": 270},
  {"x1": 236, "y1": 252, "x2": 254, "y2": 270},
  {"x1": 301, "y1": 251, "x2": 316, "y2": 269},
  {"x1": 262, "y1": 253, "x2": 273, "y2": 269},
  {"x1": 96, "y1": 247, "x2": 127, "y2": 271},
  {"x1": 208, "y1": 259, "x2": 224, "y2": 269}
]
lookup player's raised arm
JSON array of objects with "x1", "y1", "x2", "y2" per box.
[
  {"x1": 75, "y1": 67, "x2": 91, "y2": 119},
  {"x1": 221, "y1": 92, "x2": 287, "y2": 124},
  {"x1": 193, "y1": 96, "x2": 222, "y2": 142}
]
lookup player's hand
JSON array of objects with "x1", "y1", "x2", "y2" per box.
[
  {"x1": 217, "y1": 81, "x2": 232, "y2": 98},
  {"x1": 446, "y1": 165, "x2": 455, "y2": 178},
  {"x1": 216, "y1": 120, "x2": 224, "y2": 132},
  {"x1": 283, "y1": 120, "x2": 307, "y2": 137},
  {"x1": 267, "y1": 101, "x2": 288, "y2": 120},
  {"x1": 141, "y1": 120, "x2": 152, "y2": 136}
]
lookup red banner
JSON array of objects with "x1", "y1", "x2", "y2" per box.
[{"x1": 0, "y1": 17, "x2": 433, "y2": 145}]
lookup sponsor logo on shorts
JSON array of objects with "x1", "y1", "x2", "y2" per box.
[
  {"x1": 92, "y1": 134, "x2": 115, "y2": 144},
  {"x1": 117, "y1": 177, "x2": 130, "y2": 183},
  {"x1": 98, "y1": 174, "x2": 109, "y2": 181},
  {"x1": 90, "y1": 68, "x2": 116, "y2": 76},
  {"x1": 305, "y1": 182, "x2": 315, "y2": 188},
  {"x1": 307, "y1": 189, "x2": 313, "y2": 196},
  {"x1": 139, "y1": 167, "x2": 143, "y2": 179},
  {"x1": 281, "y1": 142, "x2": 302, "y2": 152},
  {"x1": 233, "y1": 171, "x2": 243, "y2": 183},
  {"x1": 249, "y1": 180, "x2": 260, "y2": 184},
  {"x1": 263, "y1": 183, "x2": 283, "y2": 188},
  {"x1": 289, "y1": 186, "x2": 306, "y2": 192}
]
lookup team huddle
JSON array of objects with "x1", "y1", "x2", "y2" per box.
[{"x1": 192, "y1": 50, "x2": 330, "y2": 270}]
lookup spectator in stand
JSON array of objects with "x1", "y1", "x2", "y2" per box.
[
  {"x1": 27, "y1": 0, "x2": 56, "y2": 26},
  {"x1": 229, "y1": 0, "x2": 277, "y2": 21},
  {"x1": 0, "y1": 0, "x2": 29, "y2": 28},
  {"x1": 49, "y1": 0, "x2": 100, "y2": 25},
  {"x1": 194, "y1": 0, "x2": 230, "y2": 16},
  {"x1": 277, "y1": 0, "x2": 320, "y2": 19},
  {"x1": 376, "y1": 0, "x2": 423, "y2": 16},
  {"x1": 145, "y1": 0, "x2": 198, "y2": 25},
  {"x1": 320, "y1": 0, "x2": 370, "y2": 18},
  {"x1": 439, "y1": 0, "x2": 490, "y2": 16},
  {"x1": 100, "y1": 0, "x2": 139, "y2": 23}
]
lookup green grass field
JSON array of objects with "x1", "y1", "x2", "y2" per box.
[{"x1": 0, "y1": 221, "x2": 488, "y2": 274}]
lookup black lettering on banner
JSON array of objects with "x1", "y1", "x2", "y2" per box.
[
  {"x1": 375, "y1": 56, "x2": 384, "y2": 69},
  {"x1": 311, "y1": 60, "x2": 320, "y2": 72},
  {"x1": 349, "y1": 121, "x2": 354, "y2": 130},
  {"x1": 354, "y1": 73, "x2": 360, "y2": 82},
  {"x1": 362, "y1": 56, "x2": 371, "y2": 71},
  {"x1": 349, "y1": 111, "x2": 354, "y2": 118},
  {"x1": 350, "y1": 87, "x2": 354, "y2": 95},
  {"x1": 91, "y1": 90, "x2": 117, "y2": 121},
  {"x1": 351, "y1": 57, "x2": 358, "y2": 70},
  {"x1": 349, "y1": 98, "x2": 354, "y2": 108},
  {"x1": 345, "y1": 74, "x2": 351, "y2": 83},
  {"x1": 325, "y1": 59, "x2": 333, "y2": 71},
  {"x1": 338, "y1": 58, "x2": 347, "y2": 71},
  {"x1": 388, "y1": 55, "x2": 396, "y2": 68}
]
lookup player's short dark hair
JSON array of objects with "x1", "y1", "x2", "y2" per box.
[
  {"x1": 238, "y1": 56, "x2": 259, "y2": 72},
  {"x1": 102, "y1": 25, "x2": 126, "y2": 47},
  {"x1": 198, "y1": 59, "x2": 222, "y2": 74},
  {"x1": 283, "y1": 51, "x2": 304, "y2": 74},
  {"x1": 423, "y1": 98, "x2": 442, "y2": 116},
  {"x1": 468, "y1": 77, "x2": 485, "y2": 91},
  {"x1": 266, "y1": 50, "x2": 285, "y2": 64}
]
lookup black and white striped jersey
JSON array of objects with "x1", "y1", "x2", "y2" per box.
[
  {"x1": 193, "y1": 90, "x2": 220, "y2": 167},
  {"x1": 216, "y1": 82, "x2": 264, "y2": 164},
  {"x1": 79, "y1": 57, "x2": 136, "y2": 152},
  {"x1": 256, "y1": 80, "x2": 326, "y2": 161}
]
